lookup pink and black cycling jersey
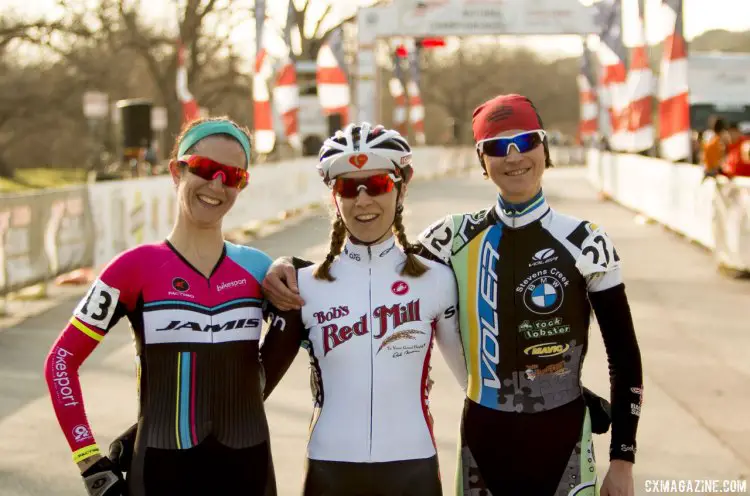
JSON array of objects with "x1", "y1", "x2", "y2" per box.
[{"x1": 44, "y1": 240, "x2": 272, "y2": 463}]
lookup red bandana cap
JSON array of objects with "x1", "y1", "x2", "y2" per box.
[{"x1": 472, "y1": 94, "x2": 542, "y2": 142}]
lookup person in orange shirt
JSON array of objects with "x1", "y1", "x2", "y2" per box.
[
  {"x1": 702, "y1": 118, "x2": 727, "y2": 176},
  {"x1": 722, "y1": 122, "x2": 750, "y2": 178}
]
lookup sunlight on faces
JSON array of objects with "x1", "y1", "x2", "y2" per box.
[
  {"x1": 335, "y1": 169, "x2": 403, "y2": 244},
  {"x1": 483, "y1": 129, "x2": 545, "y2": 203},
  {"x1": 169, "y1": 135, "x2": 247, "y2": 228}
]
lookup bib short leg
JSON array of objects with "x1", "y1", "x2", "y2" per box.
[
  {"x1": 456, "y1": 397, "x2": 598, "y2": 496},
  {"x1": 127, "y1": 434, "x2": 276, "y2": 496},
  {"x1": 304, "y1": 456, "x2": 442, "y2": 496}
]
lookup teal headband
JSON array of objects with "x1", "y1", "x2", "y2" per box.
[{"x1": 178, "y1": 120, "x2": 252, "y2": 166}]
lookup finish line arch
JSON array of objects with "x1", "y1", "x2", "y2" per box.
[{"x1": 355, "y1": 0, "x2": 598, "y2": 124}]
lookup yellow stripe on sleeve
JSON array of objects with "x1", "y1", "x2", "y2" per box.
[
  {"x1": 70, "y1": 318, "x2": 104, "y2": 342},
  {"x1": 72, "y1": 444, "x2": 101, "y2": 463},
  {"x1": 466, "y1": 237, "x2": 482, "y2": 401}
]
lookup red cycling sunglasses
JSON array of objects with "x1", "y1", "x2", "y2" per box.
[
  {"x1": 178, "y1": 155, "x2": 249, "y2": 190},
  {"x1": 332, "y1": 173, "x2": 399, "y2": 199}
]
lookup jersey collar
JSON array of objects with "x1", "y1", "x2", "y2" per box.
[
  {"x1": 341, "y1": 236, "x2": 402, "y2": 266},
  {"x1": 494, "y1": 189, "x2": 550, "y2": 228}
]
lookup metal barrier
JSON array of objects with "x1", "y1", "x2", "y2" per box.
[
  {"x1": 0, "y1": 186, "x2": 94, "y2": 296},
  {"x1": 549, "y1": 146, "x2": 586, "y2": 166},
  {"x1": 587, "y1": 148, "x2": 750, "y2": 272}
]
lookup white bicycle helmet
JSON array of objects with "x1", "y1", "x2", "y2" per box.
[{"x1": 317, "y1": 122, "x2": 413, "y2": 184}]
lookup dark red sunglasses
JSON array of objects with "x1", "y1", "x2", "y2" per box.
[
  {"x1": 178, "y1": 155, "x2": 249, "y2": 190},
  {"x1": 332, "y1": 173, "x2": 398, "y2": 199}
]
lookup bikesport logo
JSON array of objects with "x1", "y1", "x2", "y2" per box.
[
  {"x1": 529, "y1": 248, "x2": 559, "y2": 267},
  {"x1": 51, "y1": 347, "x2": 80, "y2": 407},
  {"x1": 172, "y1": 277, "x2": 189, "y2": 292},
  {"x1": 216, "y1": 279, "x2": 247, "y2": 292},
  {"x1": 72, "y1": 424, "x2": 92, "y2": 443}
]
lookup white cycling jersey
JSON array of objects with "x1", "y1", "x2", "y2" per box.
[{"x1": 261, "y1": 236, "x2": 467, "y2": 463}]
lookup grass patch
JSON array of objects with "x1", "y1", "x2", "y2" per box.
[{"x1": 0, "y1": 168, "x2": 88, "y2": 194}]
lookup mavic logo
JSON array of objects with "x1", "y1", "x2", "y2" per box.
[{"x1": 529, "y1": 248, "x2": 558, "y2": 267}]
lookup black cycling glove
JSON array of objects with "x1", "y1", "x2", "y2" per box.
[
  {"x1": 583, "y1": 387, "x2": 612, "y2": 435},
  {"x1": 81, "y1": 456, "x2": 126, "y2": 496},
  {"x1": 109, "y1": 423, "x2": 138, "y2": 473}
]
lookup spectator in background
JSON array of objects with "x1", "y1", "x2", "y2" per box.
[
  {"x1": 702, "y1": 118, "x2": 727, "y2": 178},
  {"x1": 691, "y1": 130, "x2": 703, "y2": 165},
  {"x1": 144, "y1": 143, "x2": 158, "y2": 174},
  {"x1": 722, "y1": 122, "x2": 750, "y2": 178}
]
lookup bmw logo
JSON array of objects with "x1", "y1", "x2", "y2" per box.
[{"x1": 523, "y1": 276, "x2": 564, "y2": 315}]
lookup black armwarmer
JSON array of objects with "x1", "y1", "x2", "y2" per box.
[
  {"x1": 260, "y1": 304, "x2": 305, "y2": 400},
  {"x1": 588, "y1": 283, "x2": 643, "y2": 463},
  {"x1": 412, "y1": 243, "x2": 450, "y2": 266},
  {"x1": 260, "y1": 257, "x2": 314, "y2": 399}
]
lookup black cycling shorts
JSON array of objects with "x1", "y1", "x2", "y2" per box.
[
  {"x1": 457, "y1": 396, "x2": 599, "y2": 496},
  {"x1": 127, "y1": 435, "x2": 276, "y2": 496},
  {"x1": 304, "y1": 455, "x2": 442, "y2": 496}
]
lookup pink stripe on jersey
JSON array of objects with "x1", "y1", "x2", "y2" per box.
[
  {"x1": 422, "y1": 321, "x2": 437, "y2": 450},
  {"x1": 190, "y1": 351, "x2": 198, "y2": 446}
]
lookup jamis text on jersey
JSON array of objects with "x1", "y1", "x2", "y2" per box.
[{"x1": 155, "y1": 319, "x2": 261, "y2": 332}]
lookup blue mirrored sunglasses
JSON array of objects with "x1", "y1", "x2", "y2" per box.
[{"x1": 476, "y1": 130, "x2": 546, "y2": 158}]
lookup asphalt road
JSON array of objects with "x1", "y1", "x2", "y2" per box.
[{"x1": 0, "y1": 166, "x2": 748, "y2": 495}]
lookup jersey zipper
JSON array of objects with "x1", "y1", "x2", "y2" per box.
[{"x1": 367, "y1": 245, "x2": 374, "y2": 461}]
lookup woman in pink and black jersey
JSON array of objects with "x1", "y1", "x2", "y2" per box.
[{"x1": 43, "y1": 117, "x2": 278, "y2": 496}]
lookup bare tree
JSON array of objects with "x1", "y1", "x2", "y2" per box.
[
  {"x1": 416, "y1": 42, "x2": 580, "y2": 144},
  {"x1": 284, "y1": 0, "x2": 387, "y2": 62},
  {"x1": 29, "y1": 0, "x2": 252, "y2": 142}
]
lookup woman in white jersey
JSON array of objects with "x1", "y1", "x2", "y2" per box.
[{"x1": 260, "y1": 123, "x2": 467, "y2": 495}]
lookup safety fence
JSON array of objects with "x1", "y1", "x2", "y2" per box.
[
  {"x1": 549, "y1": 146, "x2": 586, "y2": 166},
  {"x1": 0, "y1": 147, "x2": 477, "y2": 296},
  {"x1": 587, "y1": 149, "x2": 750, "y2": 272}
]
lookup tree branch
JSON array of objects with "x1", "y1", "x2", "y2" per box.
[
  {"x1": 118, "y1": 1, "x2": 168, "y2": 97},
  {"x1": 196, "y1": 0, "x2": 219, "y2": 20},
  {"x1": 310, "y1": 3, "x2": 333, "y2": 40}
]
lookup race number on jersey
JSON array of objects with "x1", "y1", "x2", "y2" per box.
[
  {"x1": 74, "y1": 278, "x2": 120, "y2": 330},
  {"x1": 576, "y1": 225, "x2": 621, "y2": 277},
  {"x1": 417, "y1": 216, "x2": 454, "y2": 263}
]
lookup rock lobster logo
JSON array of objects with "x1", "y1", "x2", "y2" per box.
[{"x1": 349, "y1": 154, "x2": 369, "y2": 168}]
